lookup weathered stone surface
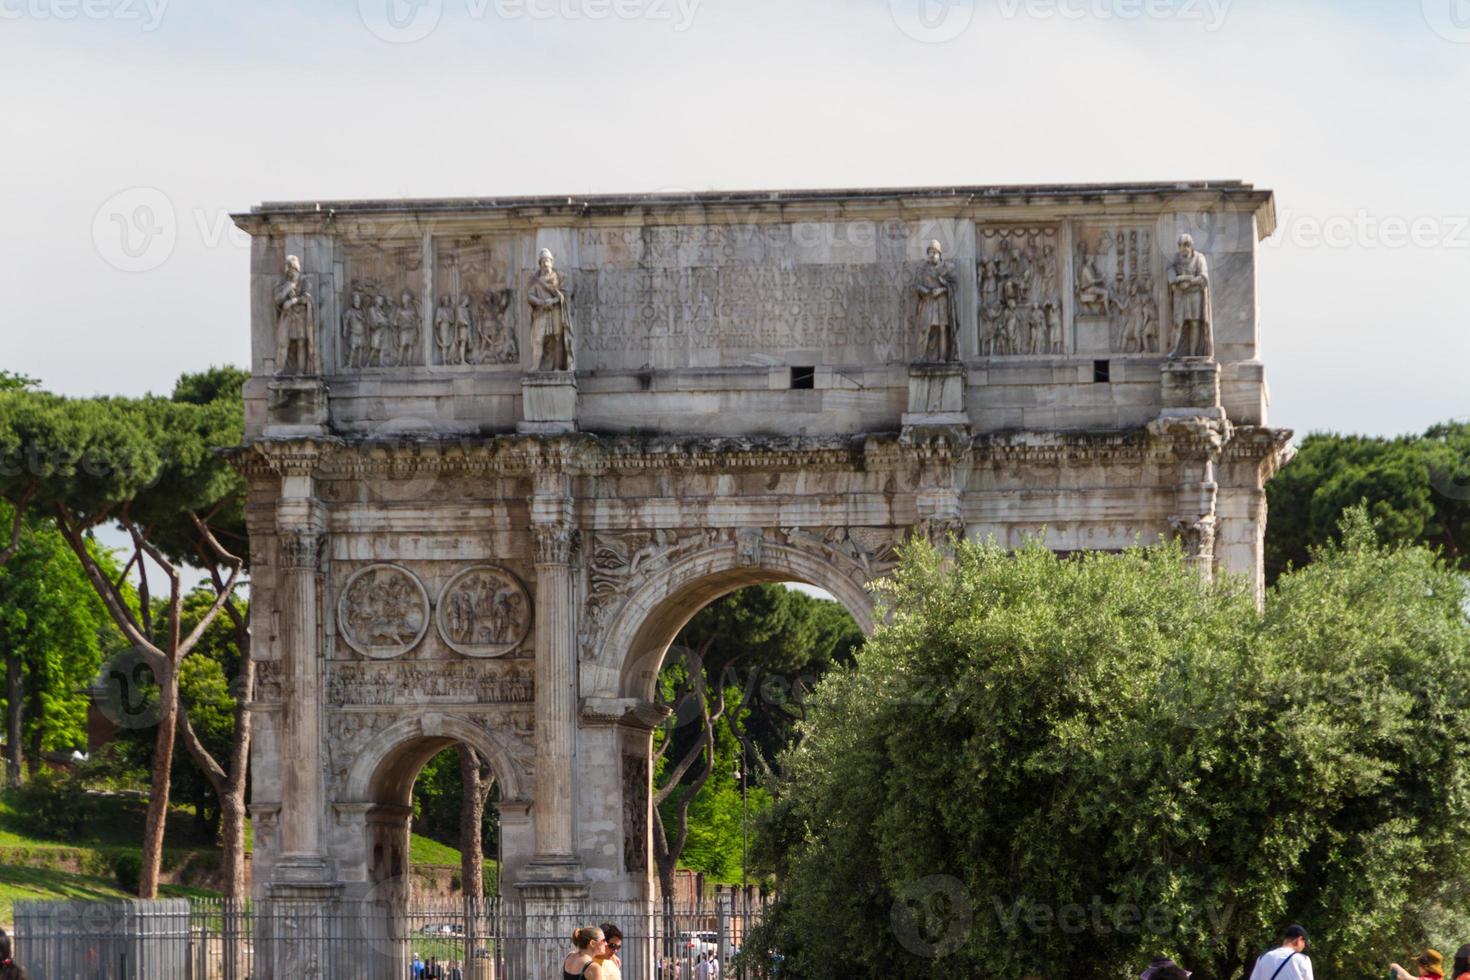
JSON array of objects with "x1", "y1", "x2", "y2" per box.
[{"x1": 231, "y1": 183, "x2": 1291, "y2": 911}]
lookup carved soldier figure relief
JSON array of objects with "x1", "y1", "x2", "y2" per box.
[
  {"x1": 367, "y1": 294, "x2": 391, "y2": 367},
  {"x1": 434, "y1": 295, "x2": 456, "y2": 365},
  {"x1": 342, "y1": 291, "x2": 367, "y2": 369},
  {"x1": 1167, "y1": 234, "x2": 1213, "y2": 359},
  {"x1": 913, "y1": 240, "x2": 959, "y2": 362},
  {"x1": 977, "y1": 228, "x2": 1062, "y2": 357},
  {"x1": 1074, "y1": 241, "x2": 1110, "y2": 317},
  {"x1": 394, "y1": 290, "x2": 420, "y2": 366},
  {"x1": 528, "y1": 248, "x2": 575, "y2": 372},
  {"x1": 273, "y1": 254, "x2": 318, "y2": 375}
]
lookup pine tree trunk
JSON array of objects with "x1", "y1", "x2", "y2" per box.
[
  {"x1": 5, "y1": 648, "x2": 22, "y2": 788},
  {"x1": 139, "y1": 664, "x2": 178, "y2": 898},
  {"x1": 219, "y1": 652, "x2": 253, "y2": 902},
  {"x1": 459, "y1": 745, "x2": 485, "y2": 901}
]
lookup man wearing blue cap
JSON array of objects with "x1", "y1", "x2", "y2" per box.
[{"x1": 1248, "y1": 925, "x2": 1313, "y2": 980}]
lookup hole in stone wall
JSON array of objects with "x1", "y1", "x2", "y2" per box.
[
  {"x1": 1093, "y1": 359, "x2": 1111, "y2": 383},
  {"x1": 790, "y1": 366, "x2": 816, "y2": 390}
]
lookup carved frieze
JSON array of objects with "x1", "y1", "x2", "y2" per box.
[
  {"x1": 340, "y1": 241, "x2": 425, "y2": 370},
  {"x1": 432, "y1": 236, "x2": 519, "y2": 367},
  {"x1": 336, "y1": 563, "x2": 430, "y2": 659},
  {"x1": 782, "y1": 526, "x2": 899, "y2": 580},
  {"x1": 1073, "y1": 226, "x2": 1163, "y2": 355},
  {"x1": 581, "y1": 528, "x2": 731, "y2": 658},
  {"x1": 326, "y1": 660, "x2": 534, "y2": 706},
  {"x1": 435, "y1": 565, "x2": 532, "y2": 658},
  {"x1": 977, "y1": 226, "x2": 1062, "y2": 356}
]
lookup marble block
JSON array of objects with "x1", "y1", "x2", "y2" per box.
[
  {"x1": 519, "y1": 372, "x2": 578, "y2": 434},
  {"x1": 1159, "y1": 360, "x2": 1223, "y2": 418}
]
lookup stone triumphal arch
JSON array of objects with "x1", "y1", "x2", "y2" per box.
[{"x1": 233, "y1": 184, "x2": 1292, "y2": 925}]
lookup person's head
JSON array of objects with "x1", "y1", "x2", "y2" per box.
[
  {"x1": 1281, "y1": 924, "x2": 1309, "y2": 952},
  {"x1": 539, "y1": 248, "x2": 555, "y2": 271},
  {"x1": 0, "y1": 928, "x2": 24, "y2": 980},
  {"x1": 926, "y1": 240, "x2": 943, "y2": 264},
  {"x1": 1177, "y1": 233, "x2": 1196, "y2": 258},
  {"x1": 597, "y1": 923, "x2": 622, "y2": 960},
  {"x1": 1453, "y1": 944, "x2": 1470, "y2": 977},
  {"x1": 284, "y1": 254, "x2": 302, "y2": 278},
  {"x1": 1417, "y1": 949, "x2": 1446, "y2": 975},
  {"x1": 1154, "y1": 967, "x2": 1190, "y2": 980},
  {"x1": 572, "y1": 925, "x2": 606, "y2": 955}
]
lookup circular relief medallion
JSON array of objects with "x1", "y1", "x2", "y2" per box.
[
  {"x1": 337, "y1": 563, "x2": 430, "y2": 659},
  {"x1": 436, "y1": 565, "x2": 532, "y2": 658}
]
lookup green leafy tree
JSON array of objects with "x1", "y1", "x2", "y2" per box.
[
  {"x1": 0, "y1": 368, "x2": 248, "y2": 897},
  {"x1": 0, "y1": 504, "x2": 116, "y2": 786},
  {"x1": 753, "y1": 521, "x2": 1470, "y2": 979}
]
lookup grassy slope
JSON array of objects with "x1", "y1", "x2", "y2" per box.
[{"x1": 0, "y1": 790, "x2": 468, "y2": 924}]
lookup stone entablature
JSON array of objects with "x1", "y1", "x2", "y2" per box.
[{"x1": 235, "y1": 182, "x2": 1275, "y2": 440}]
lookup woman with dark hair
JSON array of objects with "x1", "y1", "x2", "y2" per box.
[
  {"x1": 562, "y1": 925, "x2": 607, "y2": 980},
  {"x1": 0, "y1": 929, "x2": 30, "y2": 980},
  {"x1": 1452, "y1": 945, "x2": 1470, "y2": 980}
]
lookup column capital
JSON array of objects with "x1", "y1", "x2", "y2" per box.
[
  {"x1": 277, "y1": 527, "x2": 325, "y2": 571},
  {"x1": 532, "y1": 524, "x2": 577, "y2": 566}
]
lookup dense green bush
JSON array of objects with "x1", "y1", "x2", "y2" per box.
[
  {"x1": 752, "y1": 512, "x2": 1470, "y2": 979},
  {"x1": 112, "y1": 851, "x2": 142, "y2": 893},
  {"x1": 13, "y1": 769, "x2": 93, "y2": 841}
]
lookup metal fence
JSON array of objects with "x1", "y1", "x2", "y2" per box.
[{"x1": 12, "y1": 892, "x2": 770, "y2": 980}]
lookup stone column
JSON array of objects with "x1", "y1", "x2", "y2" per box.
[
  {"x1": 274, "y1": 499, "x2": 328, "y2": 881},
  {"x1": 522, "y1": 486, "x2": 583, "y2": 886}
]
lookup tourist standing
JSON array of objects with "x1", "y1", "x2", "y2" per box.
[
  {"x1": 1247, "y1": 925, "x2": 1313, "y2": 980},
  {"x1": 693, "y1": 950, "x2": 712, "y2": 980},
  {"x1": 1392, "y1": 949, "x2": 1446, "y2": 980},
  {"x1": 411, "y1": 951, "x2": 425, "y2": 978},
  {"x1": 563, "y1": 926, "x2": 607, "y2": 980},
  {"x1": 596, "y1": 922, "x2": 624, "y2": 980}
]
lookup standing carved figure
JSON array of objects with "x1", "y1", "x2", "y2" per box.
[
  {"x1": 1138, "y1": 276, "x2": 1160, "y2": 353},
  {"x1": 273, "y1": 254, "x2": 318, "y2": 375},
  {"x1": 454, "y1": 295, "x2": 473, "y2": 365},
  {"x1": 434, "y1": 295, "x2": 456, "y2": 364},
  {"x1": 528, "y1": 248, "x2": 575, "y2": 372},
  {"x1": 341, "y1": 290, "x2": 367, "y2": 369},
  {"x1": 913, "y1": 240, "x2": 959, "y2": 362},
  {"x1": 367, "y1": 294, "x2": 392, "y2": 366},
  {"x1": 394, "y1": 290, "x2": 420, "y2": 366},
  {"x1": 1167, "y1": 234, "x2": 1213, "y2": 358}
]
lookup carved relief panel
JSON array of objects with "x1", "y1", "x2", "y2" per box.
[
  {"x1": 435, "y1": 565, "x2": 533, "y2": 658},
  {"x1": 623, "y1": 754, "x2": 649, "y2": 874},
  {"x1": 431, "y1": 236, "x2": 520, "y2": 368},
  {"x1": 340, "y1": 241, "x2": 426, "y2": 370},
  {"x1": 337, "y1": 563, "x2": 431, "y2": 659},
  {"x1": 1071, "y1": 225, "x2": 1163, "y2": 355},
  {"x1": 976, "y1": 226, "x2": 1063, "y2": 356}
]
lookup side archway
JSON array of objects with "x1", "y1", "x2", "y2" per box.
[{"x1": 342, "y1": 713, "x2": 529, "y2": 806}]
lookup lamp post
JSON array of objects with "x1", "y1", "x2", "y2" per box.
[{"x1": 740, "y1": 741, "x2": 749, "y2": 889}]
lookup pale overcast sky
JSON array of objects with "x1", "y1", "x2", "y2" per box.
[{"x1": 3, "y1": 0, "x2": 1466, "y2": 440}]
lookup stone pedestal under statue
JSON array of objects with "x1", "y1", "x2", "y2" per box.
[
  {"x1": 518, "y1": 372, "x2": 578, "y2": 435},
  {"x1": 901, "y1": 363, "x2": 968, "y2": 430},
  {"x1": 1159, "y1": 359, "x2": 1223, "y2": 419},
  {"x1": 265, "y1": 378, "x2": 329, "y2": 437}
]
